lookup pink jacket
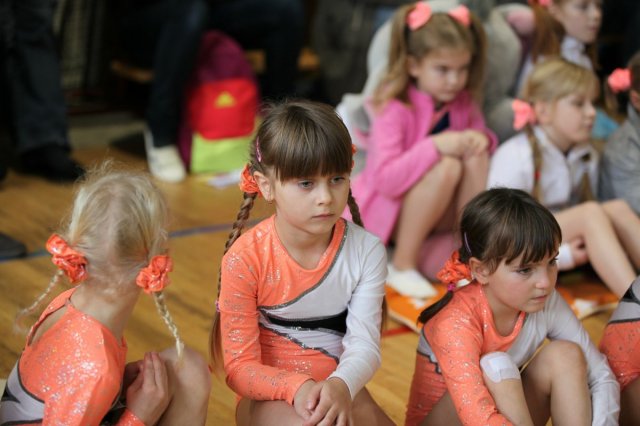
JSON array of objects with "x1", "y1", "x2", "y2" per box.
[{"x1": 349, "y1": 85, "x2": 497, "y2": 243}]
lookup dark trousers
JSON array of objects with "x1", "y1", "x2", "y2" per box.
[
  {"x1": 0, "y1": 0, "x2": 69, "y2": 155},
  {"x1": 120, "y1": 0, "x2": 304, "y2": 147}
]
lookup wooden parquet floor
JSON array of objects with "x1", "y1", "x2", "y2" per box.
[{"x1": 0, "y1": 144, "x2": 615, "y2": 425}]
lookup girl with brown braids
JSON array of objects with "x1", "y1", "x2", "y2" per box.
[{"x1": 209, "y1": 100, "x2": 393, "y2": 426}]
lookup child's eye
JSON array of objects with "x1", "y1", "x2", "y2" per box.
[
  {"x1": 550, "y1": 257, "x2": 558, "y2": 266},
  {"x1": 331, "y1": 176, "x2": 346, "y2": 184},
  {"x1": 298, "y1": 180, "x2": 313, "y2": 189},
  {"x1": 517, "y1": 267, "x2": 532, "y2": 275}
]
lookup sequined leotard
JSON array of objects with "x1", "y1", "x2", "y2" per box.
[
  {"x1": 600, "y1": 276, "x2": 640, "y2": 391},
  {"x1": 218, "y1": 216, "x2": 387, "y2": 404},
  {"x1": 405, "y1": 282, "x2": 619, "y2": 426},
  {"x1": 0, "y1": 288, "x2": 142, "y2": 426}
]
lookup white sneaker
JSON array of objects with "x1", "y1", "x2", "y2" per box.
[
  {"x1": 387, "y1": 264, "x2": 437, "y2": 299},
  {"x1": 144, "y1": 129, "x2": 187, "y2": 183}
]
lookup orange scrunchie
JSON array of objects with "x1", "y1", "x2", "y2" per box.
[
  {"x1": 436, "y1": 251, "x2": 472, "y2": 292},
  {"x1": 136, "y1": 255, "x2": 173, "y2": 294},
  {"x1": 46, "y1": 234, "x2": 88, "y2": 284},
  {"x1": 239, "y1": 164, "x2": 262, "y2": 196}
]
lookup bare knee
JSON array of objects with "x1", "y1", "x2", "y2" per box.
[
  {"x1": 577, "y1": 201, "x2": 607, "y2": 220},
  {"x1": 603, "y1": 198, "x2": 635, "y2": 218},
  {"x1": 430, "y1": 157, "x2": 463, "y2": 185},
  {"x1": 162, "y1": 346, "x2": 212, "y2": 401},
  {"x1": 543, "y1": 340, "x2": 587, "y2": 377}
]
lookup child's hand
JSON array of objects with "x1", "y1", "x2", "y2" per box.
[
  {"x1": 432, "y1": 131, "x2": 468, "y2": 158},
  {"x1": 123, "y1": 360, "x2": 143, "y2": 391},
  {"x1": 461, "y1": 130, "x2": 490, "y2": 156},
  {"x1": 293, "y1": 380, "x2": 317, "y2": 422},
  {"x1": 302, "y1": 377, "x2": 353, "y2": 426},
  {"x1": 126, "y1": 352, "x2": 171, "y2": 425}
]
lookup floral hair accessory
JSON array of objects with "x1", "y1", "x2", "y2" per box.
[
  {"x1": 512, "y1": 99, "x2": 536, "y2": 130},
  {"x1": 239, "y1": 163, "x2": 262, "y2": 196},
  {"x1": 436, "y1": 251, "x2": 472, "y2": 292},
  {"x1": 608, "y1": 68, "x2": 631, "y2": 93},
  {"x1": 46, "y1": 234, "x2": 88, "y2": 284},
  {"x1": 407, "y1": 2, "x2": 470, "y2": 31},
  {"x1": 136, "y1": 255, "x2": 173, "y2": 294}
]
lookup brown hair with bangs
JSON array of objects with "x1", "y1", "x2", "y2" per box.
[
  {"x1": 209, "y1": 99, "x2": 367, "y2": 370},
  {"x1": 418, "y1": 187, "x2": 561, "y2": 324},
  {"x1": 372, "y1": 3, "x2": 487, "y2": 108}
]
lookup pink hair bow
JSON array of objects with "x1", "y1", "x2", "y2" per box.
[
  {"x1": 46, "y1": 234, "x2": 88, "y2": 284},
  {"x1": 608, "y1": 68, "x2": 631, "y2": 93},
  {"x1": 407, "y1": 2, "x2": 470, "y2": 31},
  {"x1": 512, "y1": 99, "x2": 536, "y2": 130},
  {"x1": 531, "y1": 0, "x2": 552, "y2": 7},
  {"x1": 136, "y1": 255, "x2": 173, "y2": 294}
]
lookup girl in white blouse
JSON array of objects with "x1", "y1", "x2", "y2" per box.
[{"x1": 488, "y1": 58, "x2": 640, "y2": 297}]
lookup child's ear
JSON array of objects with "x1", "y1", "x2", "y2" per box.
[
  {"x1": 253, "y1": 171, "x2": 273, "y2": 202},
  {"x1": 533, "y1": 101, "x2": 553, "y2": 125},
  {"x1": 469, "y1": 257, "x2": 490, "y2": 284}
]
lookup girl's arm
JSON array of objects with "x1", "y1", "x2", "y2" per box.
[
  {"x1": 465, "y1": 97, "x2": 499, "y2": 153},
  {"x1": 42, "y1": 369, "x2": 144, "y2": 426},
  {"x1": 427, "y1": 310, "x2": 514, "y2": 425},
  {"x1": 545, "y1": 291, "x2": 620, "y2": 425},
  {"x1": 328, "y1": 238, "x2": 387, "y2": 398},
  {"x1": 367, "y1": 104, "x2": 442, "y2": 198},
  {"x1": 219, "y1": 253, "x2": 311, "y2": 405}
]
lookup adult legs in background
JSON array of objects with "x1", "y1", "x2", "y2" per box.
[
  {"x1": 209, "y1": 0, "x2": 305, "y2": 100},
  {"x1": 1, "y1": 0, "x2": 83, "y2": 182}
]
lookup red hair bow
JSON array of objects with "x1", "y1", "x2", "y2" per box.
[
  {"x1": 239, "y1": 163, "x2": 262, "y2": 196},
  {"x1": 46, "y1": 234, "x2": 88, "y2": 284},
  {"x1": 136, "y1": 255, "x2": 173, "y2": 294},
  {"x1": 608, "y1": 68, "x2": 631, "y2": 93},
  {"x1": 436, "y1": 251, "x2": 472, "y2": 292},
  {"x1": 512, "y1": 99, "x2": 536, "y2": 130},
  {"x1": 407, "y1": 2, "x2": 470, "y2": 31}
]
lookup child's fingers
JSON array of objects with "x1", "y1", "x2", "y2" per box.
[
  {"x1": 303, "y1": 400, "x2": 330, "y2": 426},
  {"x1": 150, "y1": 352, "x2": 168, "y2": 390}
]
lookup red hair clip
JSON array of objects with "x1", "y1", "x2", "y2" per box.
[
  {"x1": 136, "y1": 255, "x2": 173, "y2": 294},
  {"x1": 46, "y1": 234, "x2": 88, "y2": 284}
]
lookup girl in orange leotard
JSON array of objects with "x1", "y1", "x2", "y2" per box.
[
  {"x1": 209, "y1": 100, "x2": 394, "y2": 426},
  {"x1": 405, "y1": 187, "x2": 619, "y2": 426},
  {"x1": 0, "y1": 164, "x2": 211, "y2": 425}
]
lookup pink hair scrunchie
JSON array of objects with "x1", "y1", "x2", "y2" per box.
[
  {"x1": 136, "y1": 255, "x2": 173, "y2": 294},
  {"x1": 512, "y1": 99, "x2": 536, "y2": 130},
  {"x1": 46, "y1": 234, "x2": 88, "y2": 284}
]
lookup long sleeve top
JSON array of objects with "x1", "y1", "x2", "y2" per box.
[
  {"x1": 351, "y1": 85, "x2": 497, "y2": 243},
  {"x1": 219, "y1": 216, "x2": 387, "y2": 404},
  {"x1": 0, "y1": 288, "x2": 143, "y2": 426},
  {"x1": 418, "y1": 282, "x2": 619, "y2": 425}
]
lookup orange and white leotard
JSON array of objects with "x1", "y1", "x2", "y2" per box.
[
  {"x1": 0, "y1": 288, "x2": 142, "y2": 426},
  {"x1": 406, "y1": 282, "x2": 619, "y2": 426},
  {"x1": 600, "y1": 276, "x2": 640, "y2": 391},
  {"x1": 218, "y1": 216, "x2": 387, "y2": 404}
]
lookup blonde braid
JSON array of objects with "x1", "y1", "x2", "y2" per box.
[
  {"x1": 152, "y1": 291, "x2": 184, "y2": 360},
  {"x1": 525, "y1": 125, "x2": 543, "y2": 202},
  {"x1": 14, "y1": 270, "x2": 65, "y2": 334}
]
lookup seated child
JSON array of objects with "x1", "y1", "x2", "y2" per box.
[
  {"x1": 406, "y1": 187, "x2": 619, "y2": 425},
  {"x1": 0, "y1": 164, "x2": 211, "y2": 425},
  {"x1": 599, "y1": 51, "x2": 640, "y2": 215}
]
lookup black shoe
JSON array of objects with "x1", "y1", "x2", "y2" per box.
[
  {"x1": 0, "y1": 233, "x2": 27, "y2": 260},
  {"x1": 21, "y1": 145, "x2": 85, "y2": 183}
]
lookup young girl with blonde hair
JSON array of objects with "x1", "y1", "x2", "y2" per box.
[
  {"x1": 406, "y1": 187, "x2": 619, "y2": 426},
  {"x1": 0, "y1": 164, "x2": 211, "y2": 425},
  {"x1": 210, "y1": 100, "x2": 393, "y2": 426},
  {"x1": 488, "y1": 57, "x2": 640, "y2": 297},
  {"x1": 351, "y1": 1, "x2": 497, "y2": 299}
]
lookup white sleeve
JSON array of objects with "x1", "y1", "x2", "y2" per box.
[
  {"x1": 545, "y1": 292, "x2": 620, "y2": 425},
  {"x1": 487, "y1": 136, "x2": 534, "y2": 193},
  {"x1": 329, "y1": 238, "x2": 387, "y2": 398}
]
